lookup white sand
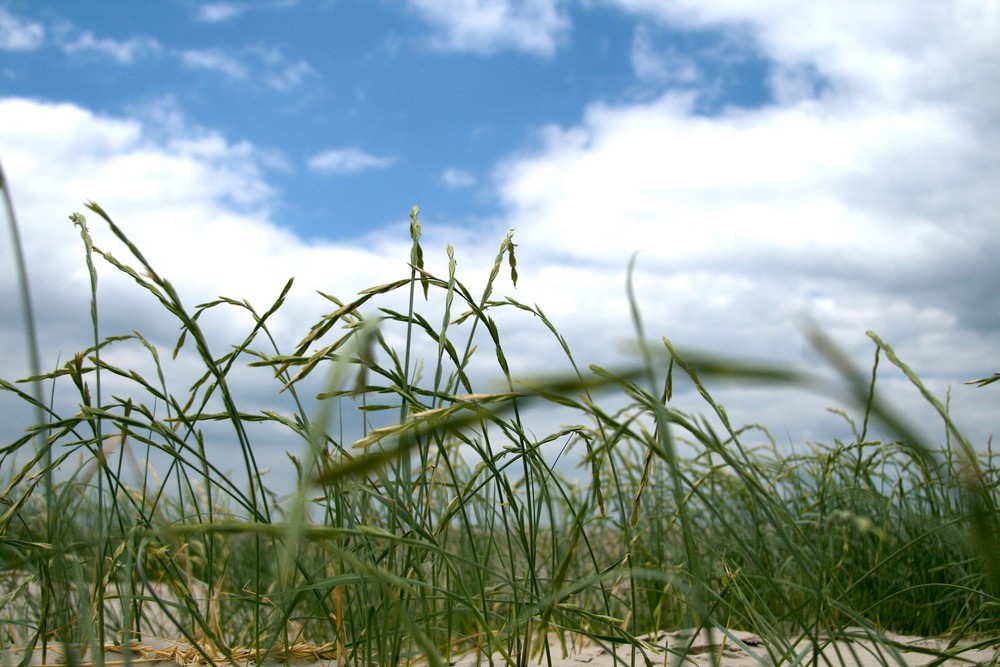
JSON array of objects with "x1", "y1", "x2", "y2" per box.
[
  {"x1": 450, "y1": 629, "x2": 997, "y2": 667},
  {"x1": 5, "y1": 629, "x2": 996, "y2": 667}
]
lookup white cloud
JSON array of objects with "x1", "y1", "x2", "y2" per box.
[
  {"x1": 442, "y1": 167, "x2": 477, "y2": 188},
  {"x1": 4, "y1": 8, "x2": 313, "y2": 93},
  {"x1": 58, "y1": 30, "x2": 162, "y2": 64},
  {"x1": 191, "y1": 1, "x2": 298, "y2": 24},
  {"x1": 767, "y1": 62, "x2": 825, "y2": 106},
  {"x1": 501, "y1": 95, "x2": 972, "y2": 268},
  {"x1": 179, "y1": 48, "x2": 249, "y2": 79},
  {"x1": 630, "y1": 24, "x2": 699, "y2": 85},
  {"x1": 194, "y1": 2, "x2": 247, "y2": 23},
  {"x1": 3, "y1": 1, "x2": 998, "y2": 484},
  {"x1": 605, "y1": 0, "x2": 1000, "y2": 108},
  {"x1": 178, "y1": 45, "x2": 315, "y2": 91},
  {"x1": 0, "y1": 98, "x2": 409, "y2": 332},
  {"x1": 0, "y1": 7, "x2": 44, "y2": 51},
  {"x1": 308, "y1": 148, "x2": 396, "y2": 174},
  {"x1": 250, "y1": 45, "x2": 317, "y2": 91},
  {"x1": 485, "y1": 1, "x2": 1000, "y2": 445},
  {"x1": 406, "y1": 0, "x2": 570, "y2": 56},
  {"x1": 0, "y1": 97, "x2": 415, "y2": 488}
]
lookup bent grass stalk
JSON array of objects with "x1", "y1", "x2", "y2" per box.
[{"x1": 0, "y1": 201, "x2": 998, "y2": 666}]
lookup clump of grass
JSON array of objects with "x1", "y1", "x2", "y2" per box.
[{"x1": 1, "y1": 195, "x2": 998, "y2": 666}]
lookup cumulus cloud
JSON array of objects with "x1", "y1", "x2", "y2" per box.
[
  {"x1": 0, "y1": 98, "x2": 411, "y2": 362},
  {"x1": 479, "y1": 0, "x2": 1000, "y2": 445},
  {"x1": 406, "y1": 0, "x2": 570, "y2": 56},
  {"x1": 308, "y1": 148, "x2": 396, "y2": 174},
  {"x1": 0, "y1": 98, "x2": 431, "y2": 492},
  {"x1": 499, "y1": 3, "x2": 1000, "y2": 338},
  {"x1": 605, "y1": 0, "x2": 1000, "y2": 109},
  {"x1": 2, "y1": 1, "x2": 998, "y2": 481},
  {"x1": 0, "y1": 6, "x2": 44, "y2": 51}
]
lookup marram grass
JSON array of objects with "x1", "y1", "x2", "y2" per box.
[{"x1": 1, "y1": 199, "x2": 998, "y2": 666}]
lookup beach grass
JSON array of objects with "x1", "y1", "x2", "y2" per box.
[{"x1": 1, "y1": 197, "x2": 998, "y2": 666}]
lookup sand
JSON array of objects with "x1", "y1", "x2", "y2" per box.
[{"x1": 4, "y1": 629, "x2": 996, "y2": 667}]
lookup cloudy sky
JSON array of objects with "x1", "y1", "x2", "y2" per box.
[{"x1": 2, "y1": 1, "x2": 998, "y2": 488}]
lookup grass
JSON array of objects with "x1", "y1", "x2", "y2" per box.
[{"x1": 1, "y1": 194, "x2": 999, "y2": 666}]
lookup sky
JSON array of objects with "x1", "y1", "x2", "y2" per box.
[{"x1": 2, "y1": 1, "x2": 999, "y2": 491}]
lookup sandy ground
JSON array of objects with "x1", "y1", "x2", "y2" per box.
[{"x1": 4, "y1": 629, "x2": 997, "y2": 667}]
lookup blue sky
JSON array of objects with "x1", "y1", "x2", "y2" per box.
[
  {"x1": 1, "y1": 1, "x2": 774, "y2": 239},
  {"x1": 2, "y1": 1, "x2": 999, "y2": 487}
]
